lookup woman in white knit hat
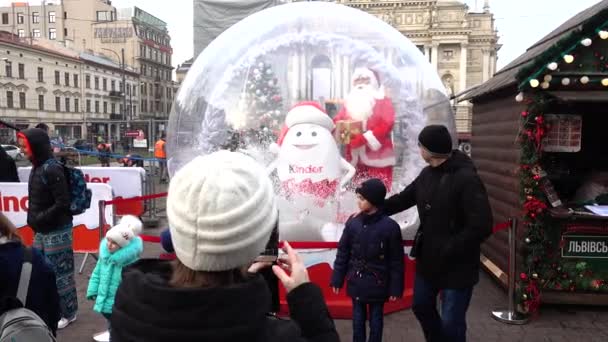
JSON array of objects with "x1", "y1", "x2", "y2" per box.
[{"x1": 109, "y1": 150, "x2": 339, "y2": 342}]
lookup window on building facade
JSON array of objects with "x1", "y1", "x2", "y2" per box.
[
  {"x1": 17, "y1": 13, "x2": 24, "y2": 24},
  {"x1": 111, "y1": 80, "x2": 115, "y2": 91},
  {"x1": 111, "y1": 103, "x2": 115, "y2": 114},
  {"x1": 74, "y1": 98, "x2": 79, "y2": 112},
  {"x1": 133, "y1": 105, "x2": 136, "y2": 116},
  {"x1": 65, "y1": 97, "x2": 70, "y2": 112},
  {"x1": 18, "y1": 63, "x2": 24, "y2": 79},
  {"x1": 119, "y1": 104, "x2": 123, "y2": 115},
  {"x1": 64, "y1": 28, "x2": 68, "y2": 38},
  {"x1": 140, "y1": 84, "x2": 145, "y2": 96},
  {"x1": 95, "y1": 100, "x2": 99, "y2": 113},
  {"x1": 55, "y1": 96, "x2": 60, "y2": 112},
  {"x1": 32, "y1": 12, "x2": 39, "y2": 24},
  {"x1": 6, "y1": 91, "x2": 13, "y2": 108},
  {"x1": 64, "y1": 12, "x2": 67, "y2": 19},
  {"x1": 2, "y1": 13, "x2": 8, "y2": 25},
  {"x1": 132, "y1": 84, "x2": 136, "y2": 96},
  {"x1": 142, "y1": 64, "x2": 147, "y2": 76},
  {"x1": 119, "y1": 81, "x2": 123, "y2": 92},
  {"x1": 49, "y1": 12, "x2": 56, "y2": 23},
  {"x1": 85, "y1": 75, "x2": 90, "y2": 88},
  {"x1": 94, "y1": 76, "x2": 99, "y2": 90},
  {"x1": 54, "y1": 70, "x2": 60, "y2": 85},
  {"x1": 37, "y1": 67, "x2": 43, "y2": 82},
  {"x1": 102, "y1": 78, "x2": 107, "y2": 91},
  {"x1": 5, "y1": 61, "x2": 12, "y2": 78},
  {"x1": 126, "y1": 83, "x2": 130, "y2": 95},
  {"x1": 86, "y1": 99, "x2": 91, "y2": 112},
  {"x1": 49, "y1": 28, "x2": 56, "y2": 40},
  {"x1": 19, "y1": 92, "x2": 25, "y2": 109},
  {"x1": 103, "y1": 101, "x2": 107, "y2": 113},
  {"x1": 38, "y1": 94, "x2": 44, "y2": 110},
  {"x1": 73, "y1": 74, "x2": 78, "y2": 87},
  {"x1": 17, "y1": 29, "x2": 25, "y2": 38},
  {"x1": 443, "y1": 50, "x2": 454, "y2": 61},
  {"x1": 96, "y1": 11, "x2": 110, "y2": 22},
  {"x1": 33, "y1": 29, "x2": 41, "y2": 38},
  {"x1": 64, "y1": 72, "x2": 70, "y2": 86}
]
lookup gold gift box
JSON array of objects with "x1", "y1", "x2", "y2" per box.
[{"x1": 335, "y1": 120, "x2": 363, "y2": 144}]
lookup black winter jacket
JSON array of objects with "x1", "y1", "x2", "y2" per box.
[
  {"x1": 0, "y1": 146, "x2": 18, "y2": 182},
  {"x1": 110, "y1": 259, "x2": 340, "y2": 342},
  {"x1": 330, "y1": 211, "x2": 405, "y2": 302},
  {"x1": 0, "y1": 239, "x2": 61, "y2": 335},
  {"x1": 20, "y1": 129, "x2": 72, "y2": 233},
  {"x1": 384, "y1": 150, "x2": 492, "y2": 289}
]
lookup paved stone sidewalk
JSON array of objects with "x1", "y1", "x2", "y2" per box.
[{"x1": 59, "y1": 237, "x2": 608, "y2": 342}]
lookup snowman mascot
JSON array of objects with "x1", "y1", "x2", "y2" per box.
[{"x1": 268, "y1": 102, "x2": 355, "y2": 242}]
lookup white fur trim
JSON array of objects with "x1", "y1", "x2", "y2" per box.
[
  {"x1": 285, "y1": 105, "x2": 334, "y2": 130},
  {"x1": 363, "y1": 131, "x2": 382, "y2": 151},
  {"x1": 352, "y1": 148, "x2": 396, "y2": 167}
]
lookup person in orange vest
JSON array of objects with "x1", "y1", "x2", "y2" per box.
[{"x1": 154, "y1": 133, "x2": 167, "y2": 183}]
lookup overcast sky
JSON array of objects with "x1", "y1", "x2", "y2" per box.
[{"x1": 0, "y1": 0, "x2": 603, "y2": 72}]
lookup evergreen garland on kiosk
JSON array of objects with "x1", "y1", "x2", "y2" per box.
[{"x1": 514, "y1": 11, "x2": 608, "y2": 314}]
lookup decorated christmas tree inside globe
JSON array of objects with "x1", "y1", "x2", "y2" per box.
[{"x1": 167, "y1": 1, "x2": 456, "y2": 243}]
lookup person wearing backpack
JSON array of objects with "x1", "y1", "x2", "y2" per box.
[
  {"x1": 0, "y1": 212, "x2": 60, "y2": 338},
  {"x1": 17, "y1": 128, "x2": 79, "y2": 330}
]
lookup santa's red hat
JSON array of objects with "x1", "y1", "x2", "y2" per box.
[
  {"x1": 352, "y1": 67, "x2": 380, "y2": 89},
  {"x1": 276, "y1": 102, "x2": 334, "y2": 146}
]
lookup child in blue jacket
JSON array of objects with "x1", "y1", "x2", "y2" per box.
[
  {"x1": 331, "y1": 178, "x2": 405, "y2": 342},
  {"x1": 87, "y1": 215, "x2": 144, "y2": 342}
]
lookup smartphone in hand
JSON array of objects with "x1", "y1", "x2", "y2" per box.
[{"x1": 255, "y1": 221, "x2": 279, "y2": 263}]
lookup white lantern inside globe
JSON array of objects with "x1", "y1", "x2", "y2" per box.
[
  {"x1": 562, "y1": 78, "x2": 571, "y2": 86},
  {"x1": 581, "y1": 38, "x2": 592, "y2": 47},
  {"x1": 563, "y1": 55, "x2": 574, "y2": 64},
  {"x1": 580, "y1": 76, "x2": 590, "y2": 84},
  {"x1": 602, "y1": 78, "x2": 608, "y2": 87},
  {"x1": 599, "y1": 30, "x2": 608, "y2": 40},
  {"x1": 515, "y1": 92, "x2": 524, "y2": 102},
  {"x1": 548, "y1": 62, "x2": 558, "y2": 70},
  {"x1": 166, "y1": 2, "x2": 457, "y2": 243}
]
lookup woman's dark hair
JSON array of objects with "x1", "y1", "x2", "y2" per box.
[{"x1": 169, "y1": 259, "x2": 248, "y2": 289}]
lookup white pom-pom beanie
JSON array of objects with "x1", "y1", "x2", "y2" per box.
[
  {"x1": 106, "y1": 215, "x2": 143, "y2": 247},
  {"x1": 167, "y1": 150, "x2": 278, "y2": 271}
]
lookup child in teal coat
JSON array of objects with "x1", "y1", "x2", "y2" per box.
[{"x1": 87, "y1": 215, "x2": 143, "y2": 342}]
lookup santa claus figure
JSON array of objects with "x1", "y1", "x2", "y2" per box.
[
  {"x1": 267, "y1": 102, "x2": 355, "y2": 241},
  {"x1": 333, "y1": 67, "x2": 396, "y2": 190}
]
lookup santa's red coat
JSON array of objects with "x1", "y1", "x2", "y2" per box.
[{"x1": 333, "y1": 97, "x2": 396, "y2": 169}]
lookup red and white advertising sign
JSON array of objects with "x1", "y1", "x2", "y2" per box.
[
  {"x1": 18, "y1": 167, "x2": 145, "y2": 198},
  {"x1": 0, "y1": 182, "x2": 114, "y2": 229}
]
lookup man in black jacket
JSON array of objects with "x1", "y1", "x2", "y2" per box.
[
  {"x1": 384, "y1": 125, "x2": 492, "y2": 342},
  {"x1": 16, "y1": 128, "x2": 78, "y2": 330}
]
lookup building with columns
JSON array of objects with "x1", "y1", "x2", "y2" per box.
[{"x1": 339, "y1": 0, "x2": 500, "y2": 142}]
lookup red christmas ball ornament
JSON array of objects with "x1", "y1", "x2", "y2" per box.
[
  {"x1": 530, "y1": 213, "x2": 537, "y2": 218},
  {"x1": 555, "y1": 283, "x2": 562, "y2": 290},
  {"x1": 533, "y1": 175, "x2": 541, "y2": 181},
  {"x1": 521, "y1": 111, "x2": 529, "y2": 117},
  {"x1": 520, "y1": 272, "x2": 528, "y2": 281},
  {"x1": 535, "y1": 116, "x2": 544, "y2": 124}
]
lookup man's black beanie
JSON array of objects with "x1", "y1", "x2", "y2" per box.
[{"x1": 418, "y1": 125, "x2": 453, "y2": 156}]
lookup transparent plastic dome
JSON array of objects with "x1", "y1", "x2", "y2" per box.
[{"x1": 167, "y1": 1, "x2": 455, "y2": 241}]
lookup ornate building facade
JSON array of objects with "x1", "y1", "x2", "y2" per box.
[{"x1": 339, "y1": 0, "x2": 500, "y2": 142}]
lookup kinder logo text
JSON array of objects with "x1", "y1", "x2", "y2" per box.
[
  {"x1": 83, "y1": 174, "x2": 110, "y2": 183},
  {"x1": 0, "y1": 193, "x2": 28, "y2": 212},
  {"x1": 289, "y1": 165, "x2": 324, "y2": 174}
]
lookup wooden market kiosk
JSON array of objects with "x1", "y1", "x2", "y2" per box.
[{"x1": 465, "y1": 2, "x2": 608, "y2": 312}]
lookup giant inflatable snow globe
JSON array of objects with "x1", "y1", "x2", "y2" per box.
[{"x1": 168, "y1": 2, "x2": 455, "y2": 261}]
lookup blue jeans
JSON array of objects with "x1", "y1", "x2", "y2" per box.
[
  {"x1": 412, "y1": 276, "x2": 473, "y2": 342},
  {"x1": 352, "y1": 299, "x2": 384, "y2": 342}
]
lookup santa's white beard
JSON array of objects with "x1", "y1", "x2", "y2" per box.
[{"x1": 344, "y1": 85, "x2": 376, "y2": 122}]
